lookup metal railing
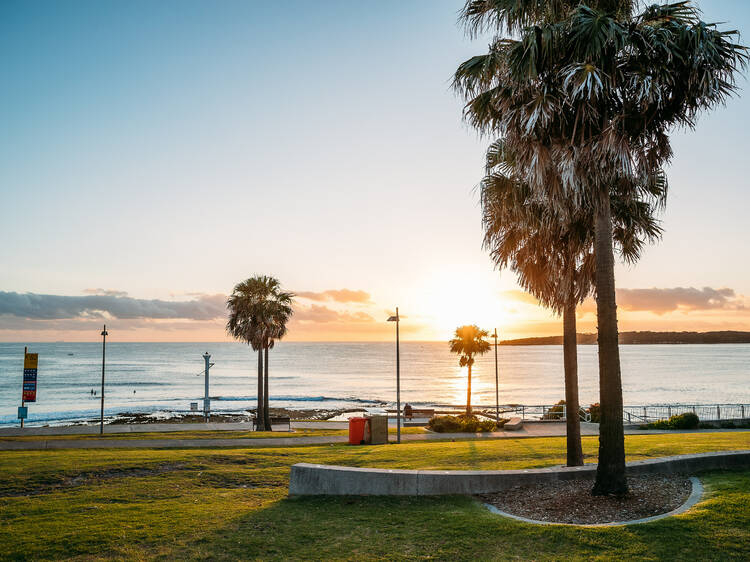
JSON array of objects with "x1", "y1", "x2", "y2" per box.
[
  {"x1": 623, "y1": 404, "x2": 749, "y2": 424},
  {"x1": 469, "y1": 404, "x2": 591, "y2": 422},
  {"x1": 451, "y1": 403, "x2": 749, "y2": 423}
]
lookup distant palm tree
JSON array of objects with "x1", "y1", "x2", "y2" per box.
[
  {"x1": 226, "y1": 276, "x2": 294, "y2": 431},
  {"x1": 481, "y1": 139, "x2": 662, "y2": 466},
  {"x1": 449, "y1": 325, "x2": 491, "y2": 416}
]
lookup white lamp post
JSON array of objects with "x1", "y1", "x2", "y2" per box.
[{"x1": 387, "y1": 308, "x2": 401, "y2": 444}]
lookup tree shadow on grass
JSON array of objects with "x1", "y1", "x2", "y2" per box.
[{"x1": 168, "y1": 471, "x2": 750, "y2": 561}]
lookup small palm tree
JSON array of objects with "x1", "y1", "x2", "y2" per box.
[
  {"x1": 449, "y1": 325, "x2": 491, "y2": 416},
  {"x1": 226, "y1": 275, "x2": 294, "y2": 431}
]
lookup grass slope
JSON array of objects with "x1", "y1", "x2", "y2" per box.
[
  {"x1": 0, "y1": 432, "x2": 747, "y2": 560},
  {"x1": 0, "y1": 426, "x2": 425, "y2": 442}
]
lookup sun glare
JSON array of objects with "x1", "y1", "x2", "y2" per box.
[{"x1": 415, "y1": 269, "x2": 508, "y2": 338}]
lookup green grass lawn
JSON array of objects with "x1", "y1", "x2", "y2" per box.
[
  {"x1": 0, "y1": 432, "x2": 747, "y2": 561},
  {"x1": 0, "y1": 426, "x2": 426, "y2": 441},
  {"x1": 0, "y1": 427, "x2": 346, "y2": 441}
]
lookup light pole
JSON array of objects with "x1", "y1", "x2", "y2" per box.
[
  {"x1": 203, "y1": 352, "x2": 213, "y2": 423},
  {"x1": 387, "y1": 307, "x2": 401, "y2": 444},
  {"x1": 492, "y1": 328, "x2": 499, "y2": 423},
  {"x1": 100, "y1": 325, "x2": 108, "y2": 435}
]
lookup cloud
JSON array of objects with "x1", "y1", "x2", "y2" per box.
[
  {"x1": 580, "y1": 286, "x2": 745, "y2": 315},
  {"x1": 618, "y1": 287, "x2": 744, "y2": 315},
  {"x1": 296, "y1": 289, "x2": 371, "y2": 304},
  {"x1": 82, "y1": 288, "x2": 129, "y2": 297},
  {"x1": 292, "y1": 305, "x2": 374, "y2": 324},
  {"x1": 0, "y1": 291, "x2": 226, "y2": 320}
]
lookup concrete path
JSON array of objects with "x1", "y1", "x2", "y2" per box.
[
  {"x1": 1, "y1": 422, "x2": 745, "y2": 451},
  {"x1": 0, "y1": 419, "x2": 586, "y2": 437},
  {"x1": 0, "y1": 421, "x2": 288, "y2": 437}
]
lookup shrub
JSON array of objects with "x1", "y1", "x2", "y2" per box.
[
  {"x1": 641, "y1": 412, "x2": 700, "y2": 430},
  {"x1": 428, "y1": 414, "x2": 503, "y2": 433},
  {"x1": 588, "y1": 403, "x2": 601, "y2": 423},
  {"x1": 668, "y1": 412, "x2": 700, "y2": 429},
  {"x1": 542, "y1": 400, "x2": 565, "y2": 420},
  {"x1": 640, "y1": 419, "x2": 671, "y2": 430}
]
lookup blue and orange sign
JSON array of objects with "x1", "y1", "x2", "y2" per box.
[{"x1": 23, "y1": 352, "x2": 38, "y2": 403}]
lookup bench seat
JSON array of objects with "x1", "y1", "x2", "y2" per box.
[{"x1": 504, "y1": 416, "x2": 523, "y2": 431}]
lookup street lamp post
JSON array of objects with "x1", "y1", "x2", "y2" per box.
[
  {"x1": 492, "y1": 328, "x2": 499, "y2": 423},
  {"x1": 387, "y1": 308, "x2": 401, "y2": 444},
  {"x1": 203, "y1": 352, "x2": 212, "y2": 423},
  {"x1": 100, "y1": 325, "x2": 108, "y2": 435}
]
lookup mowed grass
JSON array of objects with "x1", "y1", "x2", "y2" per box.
[
  {"x1": 0, "y1": 432, "x2": 747, "y2": 561},
  {"x1": 0, "y1": 428, "x2": 346, "y2": 441},
  {"x1": 0, "y1": 425, "x2": 425, "y2": 442}
]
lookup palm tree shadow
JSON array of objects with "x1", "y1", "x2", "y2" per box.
[
  {"x1": 464, "y1": 441, "x2": 484, "y2": 470},
  {"x1": 173, "y1": 493, "x2": 474, "y2": 559}
]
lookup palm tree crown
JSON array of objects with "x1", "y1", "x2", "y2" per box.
[
  {"x1": 226, "y1": 276, "x2": 294, "y2": 347},
  {"x1": 481, "y1": 139, "x2": 663, "y2": 313},
  {"x1": 449, "y1": 325, "x2": 491, "y2": 415}
]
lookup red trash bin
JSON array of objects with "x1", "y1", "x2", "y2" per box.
[{"x1": 348, "y1": 417, "x2": 370, "y2": 445}]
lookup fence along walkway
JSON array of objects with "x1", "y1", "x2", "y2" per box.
[
  {"x1": 623, "y1": 404, "x2": 749, "y2": 424},
  {"x1": 442, "y1": 403, "x2": 750, "y2": 423}
]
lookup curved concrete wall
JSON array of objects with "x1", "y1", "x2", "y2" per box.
[{"x1": 288, "y1": 450, "x2": 750, "y2": 496}]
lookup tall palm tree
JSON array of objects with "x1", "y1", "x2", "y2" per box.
[
  {"x1": 261, "y1": 293, "x2": 294, "y2": 430},
  {"x1": 449, "y1": 325, "x2": 491, "y2": 416},
  {"x1": 481, "y1": 139, "x2": 662, "y2": 466},
  {"x1": 455, "y1": 0, "x2": 746, "y2": 495},
  {"x1": 226, "y1": 276, "x2": 294, "y2": 432}
]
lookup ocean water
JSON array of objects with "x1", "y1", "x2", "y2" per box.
[{"x1": 1, "y1": 342, "x2": 749, "y2": 426}]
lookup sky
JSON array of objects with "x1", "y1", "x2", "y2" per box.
[{"x1": 1, "y1": 0, "x2": 749, "y2": 342}]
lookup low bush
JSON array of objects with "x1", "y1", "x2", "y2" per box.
[
  {"x1": 588, "y1": 403, "x2": 601, "y2": 423},
  {"x1": 428, "y1": 414, "x2": 503, "y2": 433},
  {"x1": 669, "y1": 412, "x2": 700, "y2": 429},
  {"x1": 542, "y1": 400, "x2": 566, "y2": 420},
  {"x1": 640, "y1": 412, "x2": 700, "y2": 430}
]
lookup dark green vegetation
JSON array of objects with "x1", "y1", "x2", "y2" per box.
[
  {"x1": 501, "y1": 331, "x2": 750, "y2": 345},
  {"x1": 1, "y1": 432, "x2": 748, "y2": 560},
  {"x1": 640, "y1": 413, "x2": 700, "y2": 431},
  {"x1": 427, "y1": 414, "x2": 501, "y2": 433}
]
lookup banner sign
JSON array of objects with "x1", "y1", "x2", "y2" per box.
[{"x1": 23, "y1": 352, "x2": 38, "y2": 403}]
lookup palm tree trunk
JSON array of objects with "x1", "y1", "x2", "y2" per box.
[
  {"x1": 263, "y1": 343, "x2": 271, "y2": 431},
  {"x1": 563, "y1": 301, "x2": 584, "y2": 467},
  {"x1": 592, "y1": 190, "x2": 628, "y2": 496},
  {"x1": 466, "y1": 363, "x2": 472, "y2": 416},
  {"x1": 256, "y1": 348, "x2": 267, "y2": 431}
]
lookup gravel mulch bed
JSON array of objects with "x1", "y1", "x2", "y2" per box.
[{"x1": 479, "y1": 474, "x2": 693, "y2": 525}]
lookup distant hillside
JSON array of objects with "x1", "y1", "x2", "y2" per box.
[{"x1": 500, "y1": 331, "x2": 750, "y2": 345}]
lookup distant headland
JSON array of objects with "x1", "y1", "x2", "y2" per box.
[{"x1": 500, "y1": 331, "x2": 750, "y2": 345}]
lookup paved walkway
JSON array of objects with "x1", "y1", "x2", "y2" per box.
[
  {"x1": 0, "y1": 421, "x2": 285, "y2": 436},
  {"x1": 1, "y1": 422, "x2": 744, "y2": 451}
]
